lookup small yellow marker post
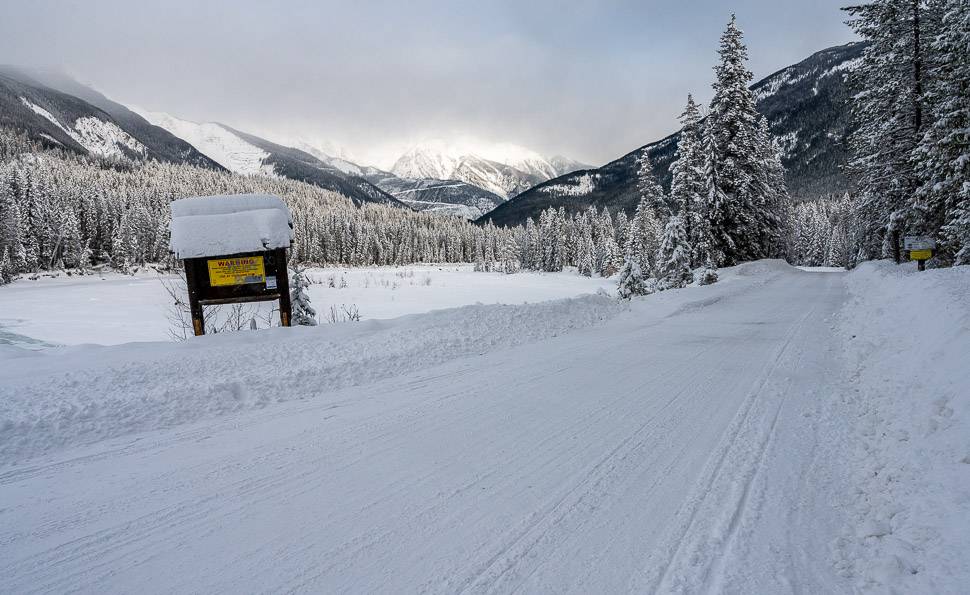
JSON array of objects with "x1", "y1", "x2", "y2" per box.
[{"x1": 903, "y1": 236, "x2": 937, "y2": 272}]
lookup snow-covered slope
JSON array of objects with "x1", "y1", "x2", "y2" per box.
[
  {"x1": 130, "y1": 110, "x2": 403, "y2": 206},
  {"x1": 391, "y1": 139, "x2": 589, "y2": 199},
  {"x1": 0, "y1": 67, "x2": 221, "y2": 168},
  {"x1": 135, "y1": 110, "x2": 271, "y2": 175},
  {"x1": 480, "y1": 42, "x2": 866, "y2": 227},
  {"x1": 20, "y1": 97, "x2": 147, "y2": 159}
]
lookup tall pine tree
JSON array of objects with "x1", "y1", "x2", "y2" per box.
[
  {"x1": 704, "y1": 15, "x2": 769, "y2": 265},
  {"x1": 843, "y1": 0, "x2": 936, "y2": 258},
  {"x1": 913, "y1": 0, "x2": 970, "y2": 263},
  {"x1": 669, "y1": 94, "x2": 708, "y2": 267}
]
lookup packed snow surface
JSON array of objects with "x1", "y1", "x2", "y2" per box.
[
  {"x1": 0, "y1": 260, "x2": 967, "y2": 593},
  {"x1": 169, "y1": 194, "x2": 294, "y2": 258},
  {"x1": 834, "y1": 262, "x2": 970, "y2": 592}
]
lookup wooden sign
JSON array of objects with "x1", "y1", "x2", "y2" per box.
[
  {"x1": 183, "y1": 249, "x2": 292, "y2": 335},
  {"x1": 169, "y1": 194, "x2": 296, "y2": 336}
]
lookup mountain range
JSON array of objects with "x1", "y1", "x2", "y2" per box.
[
  {"x1": 0, "y1": 64, "x2": 585, "y2": 218},
  {"x1": 479, "y1": 42, "x2": 865, "y2": 227},
  {"x1": 2, "y1": 42, "x2": 863, "y2": 224}
]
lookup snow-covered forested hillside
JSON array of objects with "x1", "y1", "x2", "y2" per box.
[
  {"x1": 0, "y1": 128, "x2": 488, "y2": 275},
  {"x1": 0, "y1": 66, "x2": 219, "y2": 169},
  {"x1": 481, "y1": 41, "x2": 865, "y2": 228}
]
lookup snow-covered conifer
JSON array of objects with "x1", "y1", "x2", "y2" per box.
[
  {"x1": 914, "y1": 0, "x2": 970, "y2": 262},
  {"x1": 577, "y1": 223, "x2": 595, "y2": 277},
  {"x1": 670, "y1": 94, "x2": 707, "y2": 266},
  {"x1": 289, "y1": 266, "x2": 317, "y2": 326},
  {"x1": 656, "y1": 216, "x2": 694, "y2": 290},
  {"x1": 625, "y1": 195, "x2": 662, "y2": 276},
  {"x1": 616, "y1": 258, "x2": 654, "y2": 299},
  {"x1": 843, "y1": 0, "x2": 937, "y2": 258},
  {"x1": 0, "y1": 246, "x2": 11, "y2": 284},
  {"x1": 704, "y1": 15, "x2": 767, "y2": 265},
  {"x1": 698, "y1": 259, "x2": 719, "y2": 285}
]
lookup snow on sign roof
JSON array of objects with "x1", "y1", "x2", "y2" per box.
[{"x1": 169, "y1": 194, "x2": 294, "y2": 259}]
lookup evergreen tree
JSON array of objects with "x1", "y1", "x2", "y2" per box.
[
  {"x1": 698, "y1": 258, "x2": 719, "y2": 285},
  {"x1": 289, "y1": 266, "x2": 317, "y2": 326},
  {"x1": 112, "y1": 210, "x2": 137, "y2": 273},
  {"x1": 704, "y1": 15, "x2": 768, "y2": 265},
  {"x1": 0, "y1": 246, "x2": 11, "y2": 284},
  {"x1": 599, "y1": 236, "x2": 622, "y2": 277},
  {"x1": 501, "y1": 230, "x2": 520, "y2": 274},
  {"x1": 616, "y1": 258, "x2": 654, "y2": 299},
  {"x1": 637, "y1": 153, "x2": 669, "y2": 218},
  {"x1": 843, "y1": 0, "x2": 937, "y2": 258},
  {"x1": 577, "y1": 222, "x2": 595, "y2": 277},
  {"x1": 754, "y1": 116, "x2": 790, "y2": 258},
  {"x1": 656, "y1": 216, "x2": 694, "y2": 290},
  {"x1": 913, "y1": 0, "x2": 970, "y2": 262},
  {"x1": 627, "y1": 163, "x2": 666, "y2": 275},
  {"x1": 670, "y1": 94, "x2": 707, "y2": 266}
]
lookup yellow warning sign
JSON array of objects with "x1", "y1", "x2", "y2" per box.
[
  {"x1": 910, "y1": 249, "x2": 933, "y2": 261},
  {"x1": 207, "y1": 256, "x2": 266, "y2": 286}
]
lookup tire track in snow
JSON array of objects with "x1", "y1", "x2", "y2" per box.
[{"x1": 646, "y1": 275, "x2": 836, "y2": 594}]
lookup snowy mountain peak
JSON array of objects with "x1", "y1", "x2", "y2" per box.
[{"x1": 390, "y1": 139, "x2": 587, "y2": 199}]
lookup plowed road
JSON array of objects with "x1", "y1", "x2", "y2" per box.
[{"x1": 1, "y1": 268, "x2": 850, "y2": 593}]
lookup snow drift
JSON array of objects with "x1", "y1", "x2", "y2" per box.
[{"x1": 0, "y1": 295, "x2": 627, "y2": 465}]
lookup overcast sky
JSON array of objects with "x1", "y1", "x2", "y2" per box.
[{"x1": 0, "y1": 0, "x2": 855, "y2": 167}]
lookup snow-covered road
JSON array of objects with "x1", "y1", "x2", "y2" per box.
[{"x1": 1, "y1": 267, "x2": 852, "y2": 593}]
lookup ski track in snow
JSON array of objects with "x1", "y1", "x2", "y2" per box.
[{"x1": 0, "y1": 262, "x2": 867, "y2": 593}]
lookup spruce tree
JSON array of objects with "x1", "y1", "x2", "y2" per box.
[
  {"x1": 704, "y1": 15, "x2": 766, "y2": 265},
  {"x1": 670, "y1": 94, "x2": 707, "y2": 266},
  {"x1": 577, "y1": 223, "x2": 595, "y2": 277},
  {"x1": 289, "y1": 266, "x2": 317, "y2": 326},
  {"x1": 625, "y1": 195, "x2": 662, "y2": 277},
  {"x1": 616, "y1": 258, "x2": 654, "y2": 299},
  {"x1": 637, "y1": 153, "x2": 669, "y2": 218},
  {"x1": 843, "y1": 0, "x2": 936, "y2": 258},
  {"x1": 0, "y1": 246, "x2": 11, "y2": 284},
  {"x1": 501, "y1": 231, "x2": 520, "y2": 274},
  {"x1": 914, "y1": 0, "x2": 970, "y2": 263},
  {"x1": 656, "y1": 215, "x2": 694, "y2": 290}
]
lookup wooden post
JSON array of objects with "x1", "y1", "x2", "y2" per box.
[
  {"x1": 918, "y1": 259, "x2": 926, "y2": 272},
  {"x1": 892, "y1": 229, "x2": 901, "y2": 264},
  {"x1": 275, "y1": 248, "x2": 292, "y2": 327},
  {"x1": 184, "y1": 261, "x2": 205, "y2": 336}
]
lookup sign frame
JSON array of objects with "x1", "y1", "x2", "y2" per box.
[{"x1": 183, "y1": 247, "x2": 292, "y2": 335}]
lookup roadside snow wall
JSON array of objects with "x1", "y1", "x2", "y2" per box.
[{"x1": 837, "y1": 261, "x2": 970, "y2": 592}]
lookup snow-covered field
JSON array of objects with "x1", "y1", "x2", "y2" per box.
[
  {"x1": 0, "y1": 260, "x2": 967, "y2": 593},
  {"x1": 0, "y1": 265, "x2": 614, "y2": 347}
]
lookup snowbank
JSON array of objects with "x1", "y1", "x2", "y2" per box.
[
  {"x1": 0, "y1": 295, "x2": 627, "y2": 465},
  {"x1": 837, "y1": 261, "x2": 970, "y2": 592}
]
